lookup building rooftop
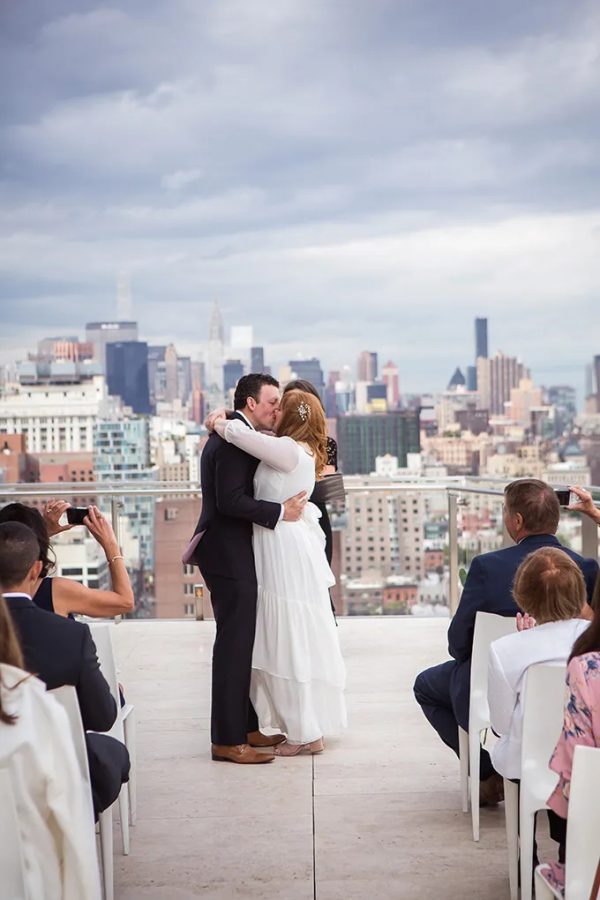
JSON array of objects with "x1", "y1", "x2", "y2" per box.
[{"x1": 112, "y1": 617, "x2": 516, "y2": 899}]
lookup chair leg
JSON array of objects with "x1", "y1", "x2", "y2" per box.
[
  {"x1": 118, "y1": 785, "x2": 130, "y2": 855},
  {"x1": 504, "y1": 779, "x2": 519, "y2": 900},
  {"x1": 519, "y1": 805, "x2": 536, "y2": 900},
  {"x1": 99, "y1": 806, "x2": 114, "y2": 900},
  {"x1": 458, "y1": 727, "x2": 469, "y2": 812},
  {"x1": 469, "y1": 727, "x2": 481, "y2": 841},
  {"x1": 124, "y1": 712, "x2": 137, "y2": 826}
]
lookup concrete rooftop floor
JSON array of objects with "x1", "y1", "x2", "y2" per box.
[{"x1": 111, "y1": 617, "x2": 515, "y2": 900}]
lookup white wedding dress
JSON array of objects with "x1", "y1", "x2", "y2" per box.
[{"x1": 217, "y1": 419, "x2": 347, "y2": 743}]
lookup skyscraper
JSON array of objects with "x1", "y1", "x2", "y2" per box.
[
  {"x1": 164, "y1": 344, "x2": 179, "y2": 403},
  {"x1": 478, "y1": 351, "x2": 528, "y2": 415},
  {"x1": 205, "y1": 302, "x2": 225, "y2": 409},
  {"x1": 251, "y1": 346, "x2": 265, "y2": 373},
  {"x1": 288, "y1": 358, "x2": 325, "y2": 397},
  {"x1": 357, "y1": 351, "x2": 378, "y2": 382},
  {"x1": 105, "y1": 341, "x2": 151, "y2": 414},
  {"x1": 381, "y1": 360, "x2": 400, "y2": 409},
  {"x1": 475, "y1": 318, "x2": 488, "y2": 360},
  {"x1": 223, "y1": 359, "x2": 244, "y2": 392},
  {"x1": 86, "y1": 321, "x2": 139, "y2": 373}
]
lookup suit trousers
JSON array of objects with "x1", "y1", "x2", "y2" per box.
[
  {"x1": 86, "y1": 733, "x2": 130, "y2": 820},
  {"x1": 207, "y1": 574, "x2": 260, "y2": 745},
  {"x1": 413, "y1": 659, "x2": 495, "y2": 781}
]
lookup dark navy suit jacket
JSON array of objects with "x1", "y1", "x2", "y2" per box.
[{"x1": 447, "y1": 533, "x2": 599, "y2": 729}]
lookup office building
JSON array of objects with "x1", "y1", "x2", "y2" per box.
[
  {"x1": 94, "y1": 418, "x2": 156, "y2": 571},
  {"x1": 0, "y1": 375, "x2": 117, "y2": 454},
  {"x1": 337, "y1": 411, "x2": 420, "y2": 474},
  {"x1": 206, "y1": 301, "x2": 225, "y2": 396},
  {"x1": 357, "y1": 351, "x2": 378, "y2": 383},
  {"x1": 154, "y1": 497, "x2": 212, "y2": 619},
  {"x1": 288, "y1": 358, "x2": 325, "y2": 396},
  {"x1": 477, "y1": 352, "x2": 528, "y2": 415},
  {"x1": 0, "y1": 434, "x2": 39, "y2": 483},
  {"x1": 86, "y1": 321, "x2": 138, "y2": 372},
  {"x1": 223, "y1": 359, "x2": 244, "y2": 393},
  {"x1": 251, "y1": 346, "x2": 265, "y2": 373},
  {"x1": 475, "y1": 317, "x2": 488, "y2": 360},
  {"x1": 106, "y1": 341, "x2": 151, "y2": 414},
  {"x1": 381, "y1": 361, "x2": 400, "y2": 409}
]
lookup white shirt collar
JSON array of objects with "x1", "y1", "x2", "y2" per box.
[
  {"x1": 2, "y1": 593, "x2": 32, "y2": 599},
  {"x1": 236, "y1": 411, "x2": 256, "y2": 431}
]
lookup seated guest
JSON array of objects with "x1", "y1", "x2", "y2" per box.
[
  {"x1": 413, "y1": 479, "x2": 598, "y2": 805},
  {"x1": 0, "y1": 521, "x2": 130, "y2": 818},
  {"x1": 488, "y1": 547, "x2": 590, "y2": 778},
  {"x1": 488, "y1": 547, "x2": 591, "y2": 866},
  {"x1": 541, "y1": 573, "x2": 600, "y2": 894},
  {"x1": 0, "y1": 501, "x2": 134, "y2": 617},
  {"x1": 0, "y1": 592, "x2": 101, "y2": 898}
]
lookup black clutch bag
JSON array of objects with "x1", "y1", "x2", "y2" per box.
[{"x1": 311, "y1": 472, "x2": 346, "y2": 504}]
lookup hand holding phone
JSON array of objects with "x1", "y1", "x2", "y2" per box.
[{"x1": 66, "y1": 507, "x2": 89, "y2": 526}]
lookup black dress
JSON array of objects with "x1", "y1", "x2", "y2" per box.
[{"x1": 33, "y1": 576, "x2": 55, "y2": 612}]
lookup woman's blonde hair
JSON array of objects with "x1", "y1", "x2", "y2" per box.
[
  {"x1": 276, "y1": 389, "x2": 328, "y2": 477},
  {"x1": 0, "y1": 595, "x2": 25, "y2": 725},
  {"x1": 513, "y1": 547, "x2": 586, "y2": 624}
]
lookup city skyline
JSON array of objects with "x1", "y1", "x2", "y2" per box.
[{"x1": 1, "y1": 1, "x2": 599, "y2": 397}]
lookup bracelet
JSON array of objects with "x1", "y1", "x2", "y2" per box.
[{"x1": 108, "y1": 554, "x2": 125, "y2": 565}]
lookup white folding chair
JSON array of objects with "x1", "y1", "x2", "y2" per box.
[
  {"x1": 535, "y1": 745, "x2": 600, "y2": 899},
  {"x1": 502, "y1": 663, "x2": 566, "y2": 900},
  {"x1": 50, "y1": 684, "x2": 112, "y2": 900},
  {"x1": 0, "y1": 765, "x2": 27, "y2": 898},
  {"x1": 458, "y1": 611, "x2": 516, "y2": 840},
  {"x1": 89, "y1": 623, "x2": 137, "y2": 848}
]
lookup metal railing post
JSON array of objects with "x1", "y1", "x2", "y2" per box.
[
  {"x1": 448, "y1": 491, "x2": 459, "y2": 617},
  {"x1": 581, "y1": 513, "x2": 599, "y2": 562}
]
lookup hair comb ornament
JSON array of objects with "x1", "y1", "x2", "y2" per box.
[{"x1": 297, "y1": 401, "x2": 310, "y2": 422}]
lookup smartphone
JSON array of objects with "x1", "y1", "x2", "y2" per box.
[
  {"x1": 66, "y1": 506, "x2": 89, "y2": 525},
  {"x1": 554, "y1": 488, "x2": 571, "y2": 507}
]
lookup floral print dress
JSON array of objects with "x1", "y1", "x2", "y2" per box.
[{"x1": 542, "y1": 651, "x2": 600, "y2": 894}]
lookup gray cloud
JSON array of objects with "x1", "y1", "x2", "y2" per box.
[{"x1": 0, "y1": 0, "x2": 599, "y2": 398}]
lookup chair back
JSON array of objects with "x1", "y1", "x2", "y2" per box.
[
  {"x1": 87, "y1": 623, "x2": 124, "y2": 742},
  {"x1": 565, "y1": 745, "x2": 600, "y2": 899},
  {"x1": 48, "y1": 684, "x2": 90, "y2": 783},
  {"x1": 521, "y1": 662, "x2": 566, "y2": 802},
  {"x1": 0, "y1": 765, "x2": 27, "y2": 897},
  {"x1": 469, "y1": 612, "x2": 516, "y2": 722}
]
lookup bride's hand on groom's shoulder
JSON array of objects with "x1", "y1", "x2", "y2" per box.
[{"x1": 205, "y1": 408, "x2": 228, "y2": 432}]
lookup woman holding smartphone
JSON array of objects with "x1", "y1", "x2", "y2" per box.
[{"x1": 0, "y1": 501, "x2": 134, "y2": 618}]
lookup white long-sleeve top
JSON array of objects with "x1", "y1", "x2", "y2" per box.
[
  {"x1": 215, "y1": 418, "x2": 305, "y2": 472},
  {"x1": 0, "y1": 664, "x2": 101, "y2": 900},
  {"x1": 487, "y1": 618, "x2": 589, "y2": 779}
]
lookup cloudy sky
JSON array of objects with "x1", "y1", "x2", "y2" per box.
[{"x1": 1, "y1": 0, "x2": 599, "y2": 400}]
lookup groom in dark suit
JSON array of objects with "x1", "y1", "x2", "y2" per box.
[
  {"x1": 189, "y1": 374, "x2": 307, "y2": 764},
  {"x1": 413, "y1": 478, "x2": 598, "y2": 803}
]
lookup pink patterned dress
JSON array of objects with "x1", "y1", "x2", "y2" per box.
[{"x1": 543, "y1": 651, "x2": 600, "y2": 894}]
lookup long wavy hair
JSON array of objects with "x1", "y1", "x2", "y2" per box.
[
  {"x1": 276, "y1": 389, "x2": 328, "y2": 477},
  {"x1": 0, "y1": 503, "x2": 55, "y2": 577},
  {"x1": 0, "y1": 596, "x2": 26, "y2": 725}
]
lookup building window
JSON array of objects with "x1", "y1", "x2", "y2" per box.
[
  {"x1": 164, "y1": 508, "x2": 178, "y2": 521},
  {"x1": 184, "y1": 583, "x2": 195, "y2": 595},
  {"x1": 62, "y1": 567, "x2": 83, "y2": 576},
  {"x1": 183, "y1": 603, "x2": 195, "y2": 616}
]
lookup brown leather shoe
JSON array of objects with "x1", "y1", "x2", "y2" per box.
[
  {"x1": 211, "y1": 743, "x2": 275, "y2": 764},
  {"x1": 479, "y1": 773, "x2": 504, "y2": 807},
  {"x1": 247, "y1": 730, "x2": 286, "y2": 748}
]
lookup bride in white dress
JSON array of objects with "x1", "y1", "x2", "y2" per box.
[{"x1": 214, "y1": 389, "x2": 347, "y2": 755}]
